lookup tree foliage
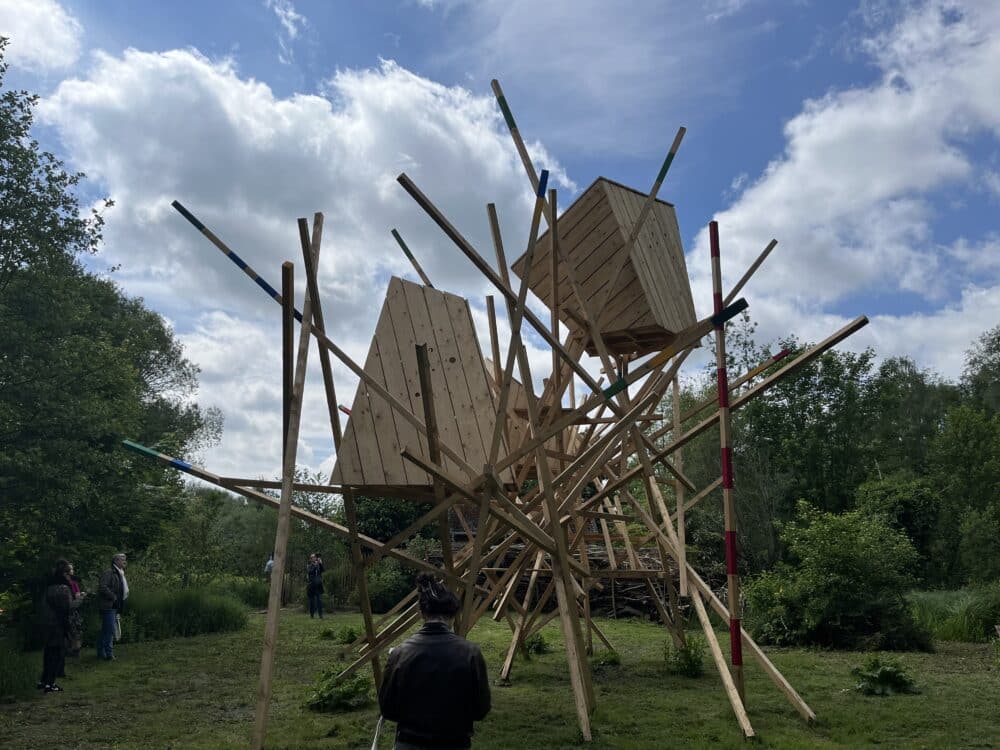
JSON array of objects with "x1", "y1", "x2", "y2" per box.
[
  {"x1": 0, "y1": 41, "x2": 217, "y2": 613},
  {"x1": 743, "y1": 502, "x2": 930, "y2": 650}
]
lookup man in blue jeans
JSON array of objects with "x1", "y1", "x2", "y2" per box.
[{"x1": 97, "y1": 553, "x2": 128, "y2": 660}]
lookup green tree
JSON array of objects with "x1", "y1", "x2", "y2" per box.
[
  {"x1": 928, "y1": 405, "x2": 1000, "y2": 584},
  {"x1": 0, "y1": 41, "x2": 217, "y2": 615},
  {"x1": 743, "y1": 501, "x2": 929, "y2": 651},
  {"x1": 962, "y1": 325, "x2": 1000, "y2": 415},
  {"x1": 855, "y1": 474, "x2": 939, "y2": 580},
  {"x1": 0, "y1": 38, "x2": 109, "y2": 289}
]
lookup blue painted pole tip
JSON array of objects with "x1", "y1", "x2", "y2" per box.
[{"x1": 537, "y1": 169, "x2": 549, "y2": 198}]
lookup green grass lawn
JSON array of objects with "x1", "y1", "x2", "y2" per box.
[{"x1": 1, "y1": 610, "x2": 997, "y2": 749}]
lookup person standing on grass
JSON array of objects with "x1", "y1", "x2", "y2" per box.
[
  {"x1": 39, "y1": 559, "x2": 85, "y2": 693},
  {"x1": 378, "y1": 573, "x2": 491, "y2": 750},
  {"x1": 306, "y1": 552, "x2": 325, "y2": 619},
  {"x1": 264, "y1": 553, "x2": 274, "y2": 581},
  {"x1": 63, "y1": 562, "x2": 85, "y2": 661},
  {"x1": 97, "y1": 553, "x2": 128, "y2": 661}
]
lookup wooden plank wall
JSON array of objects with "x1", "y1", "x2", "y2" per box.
[
  {"x1": 331, "y1": 277, "x2": 514, "y2": 491},
  {"x1": 510, "y1": 178, "x2": 659, "y2": 336},
  {"x1": 604, "y1": 182, "x2": 696, "y2": 333},
  {"x1": 509, "y1": 177, "x2": 696, "y2": 354}
]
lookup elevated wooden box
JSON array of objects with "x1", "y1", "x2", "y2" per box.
[{"x1": 511, "y1": 177, "x2": 696, "y2": 356}]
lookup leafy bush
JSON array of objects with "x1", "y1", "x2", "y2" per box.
[
  {"x1": 117, "y1": 589, "x2": 247, "y2": 643},
  {"x1": 959, "y1": 505, "x2": 1000, "y2": 584},
  {"x1": 319, "y1": 625, "x2": 359, "y2": 644},
  {"x1": 744, "y1": 502, "x2": 932, "y2": 650},
  {"x1": 306, "y1": 671, "x2": 373, "y2": 713},
  {"x1": 0, "y1": 639, "x2": 36, "y2": 700},
  {"x1": 852, "y1": 655, "x2": 920, "y2": 696},
  {"x1": 363, "y1": 559, "x2": 411, "y2": 614},
  {"x1": 522, "y1": 632, "x2": 551, "y2": 659},
  {"x1": 908, "y1": 583, "x2": 1000, "y2": 642},
  {"x1": 664, "y1": 634, "x2": 706, "y2": 678},
  {"x1": 205, "y1": 575, "x2": 269, "y2": 609}
]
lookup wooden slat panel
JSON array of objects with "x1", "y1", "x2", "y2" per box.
[
  {"x1": 604, "y1": 184, "x2": 674, "y2": 330},
  {"x1": 420, "y1": 284, "x2": 483, "y2": 473},
  {"x1": 382, "y1": 277, "x2": 431, "y2": 485},
  {"x1": 365, "y1": 334, "x2": 409, "y2": 486},
  {"x1": 443, "y1": 295, "x2": 516, "y2": 484},
  {"x1": 401, "y1": 280, "x2": 470, "y2": 472}
]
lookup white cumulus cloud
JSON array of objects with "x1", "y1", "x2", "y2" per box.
[
  {"x1": 0, "y1": 0, "x2": 82, "y2": 72},
  {"x1": 39, "y1": 49, "x2": 570, "y2": 478}
]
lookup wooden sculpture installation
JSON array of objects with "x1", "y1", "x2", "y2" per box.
[{"x1": 123, "y1": 79, "x2": 869, "y2": 746}]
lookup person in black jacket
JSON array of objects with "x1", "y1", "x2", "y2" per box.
[
  {"x1": 306, "y1": 553, "x2": 325, "y2": 619},
  {"x1": 378, "y1": 573, "x2": 491, "y2": 749},
  {"x1": 38, "y1": 559, "x2": 85, "y2": 693}
]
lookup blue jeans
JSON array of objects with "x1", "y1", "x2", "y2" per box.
[{"x1": 98, "y1": 609, "x2": 116, "y2": 658}]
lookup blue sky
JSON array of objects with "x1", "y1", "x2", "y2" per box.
[{"x1": 2, "y1": 0, "x2": 999, "y2": 478}]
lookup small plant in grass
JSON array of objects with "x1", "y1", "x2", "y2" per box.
[
  {"x1": 852, "y1": 655, "x2": 920, "y2": 696},
  {"x1": 305, "y1": 671, "x2": 373, "y2": 713},
  {"x1": 521, "y1": 632, "x2": 551, "y2": 659},
  {"x1": 319, "y1": 625, "x2": 359, "y2": 644},
  {"x1": 591, "y1": 650, "x2": 621, "y2": 671},
  {"x1": 664, "y1": 634, "x2": 706, "y2": 678}
]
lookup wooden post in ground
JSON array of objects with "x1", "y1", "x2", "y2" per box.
[
  {"x1": 251, "y1": 216, "x2": 321, "y2": 750},
  {"x1": 709, "y1": 220, "x2": 744, "y2": 703},
  {"x1": 414, "y1": 342, "x2": 457, "y2": 626},
  {"x1": 282, "y1": 263, "x2": 294, "y2": 463},
  {"x1": 672, "y1": 375, "x2": 688, "y2": 596}
]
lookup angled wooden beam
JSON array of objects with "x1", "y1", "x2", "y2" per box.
[
  {"x1": 391, "y1": 228, "x2": 433, "y2": 287},
  {"x1": 252, "y1": 214, "x2": 321, "y2": 750}
]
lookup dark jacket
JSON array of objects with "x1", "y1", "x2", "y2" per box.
[
  {"x1": 98, "y1": 566, "x2": 125, "y2": 612},
  {"x1": 39, "y1": 582, "x2": 81, "y2": 648},
  {"x1": 306, "y1": 561, "x2": 325, "y2": 593},
  {"x1": 378, "y1": 621, "x2": 491, "y2": 748}
]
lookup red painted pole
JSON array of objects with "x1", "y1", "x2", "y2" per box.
[{"x1": 710, "y1": 220, "x2": 745, "y2": 702}]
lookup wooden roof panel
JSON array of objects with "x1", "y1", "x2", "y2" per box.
[{"x1": 331, "y1": 277, "x2": 514, "y2": 490}]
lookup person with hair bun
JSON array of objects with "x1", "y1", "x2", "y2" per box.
[{"x1": 378, "y1": 573, "x2": 491, "y2": 749}]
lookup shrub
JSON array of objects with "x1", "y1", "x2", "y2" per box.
[
  {"x1": 852, "y1": 655, "x2": 920, "y2": 696},
  {"x1": 959, "y1": 505, "x2": 1000, "y2": 584},
  {"x1": 319, "y1": 625, "x2": 359, "y2": 644},
  {"x1": 521, "y1": 632, "x2": 551, "y2": 659},
  {"x1": 744, "y1": 501, "x2": 931, "y2": 650},
  {"x1": 306, "y1": 671, "x2": 373, "y2": 713},
  {"x1": 118, "y1": 589, "x2": 247, "y2": 643},
  {"x1": 664, "y1": 634, "x2": 706, "y2": 678},
  {"x1": 908, "y1": 583, "x2": 1000, "y2": 642},
  {"x1": 364, "y1": 559, "x2": 411, "y2": 614},
  {"x1": 205, "y1": 576, "x2": 269, "y2": 609},
  {"x1": 0, "y1": 639, "x2": 36, "y2": 700}
]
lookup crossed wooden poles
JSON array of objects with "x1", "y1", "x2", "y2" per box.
[{"x1": 122, "y1": 79, "x2": 868, "y2": 745}]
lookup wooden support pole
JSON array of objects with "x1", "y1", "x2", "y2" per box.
[
  {"x1": 724, "y1": 238, "x2": 777, "y2": 307},
  {"x1": 690, "y1": 586, "x2": 754, "y2": 738},
  {"x1": 414, "y1": 343, "x2": 456, "y2": 587},
  {"x1": 515, "y1": 342, "x2": 595, "y2": 737},
  {"x1": 672, "y1": 376, "x2": 687, "y2": 596},
  {"x1": 391, "y1": 228, "x2": 433, "y2": 287},
  {"x1": 251, "y1": 217, "x2": 321, "y2": 750},
  {"x1": 296, "y1": 216, "x2": 382, "y2": 687},
  {"x1": 710, "y1": 220, "x2": 744, "y2": 702},
  {"x1": 281, "y1": 262, "x2": 294, "y2": 463}
]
